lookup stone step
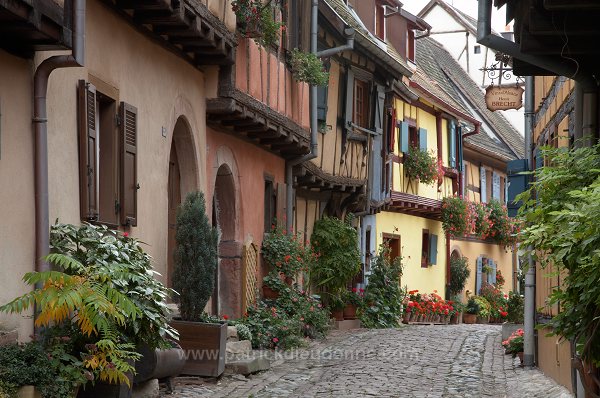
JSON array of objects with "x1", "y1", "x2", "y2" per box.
[
  {"x1": 224, "y1": 356, "x2": 270, "y2": 376},
  {"x1": 226, "y1": 339, "x2": 252, "y2": 355}
]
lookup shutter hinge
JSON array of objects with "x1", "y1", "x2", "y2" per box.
[{"x1": 115, "y1": 114, "x2": 121, "y2": 127}]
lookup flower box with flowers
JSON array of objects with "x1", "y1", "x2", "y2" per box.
[
  {"x1": 343, "y1": 288, "x2": 364, "y2": 320},
  {"x1": 501, "y1": 328, "x2": 524, "y2": 361},
  {"x1": 403, "y1": 290, "x2": 454, "y2": 325}
]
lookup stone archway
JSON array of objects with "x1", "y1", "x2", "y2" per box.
[
  {"x1": 212, "y1": 163, "x2": 243, "y2": 318},
  {"x1": 167, "y1": 116, "x2": 199, "y2": 289}
]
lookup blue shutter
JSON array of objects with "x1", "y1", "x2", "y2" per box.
[
  {"x1": 492, "y1": 172, "x2": 501, "y2": 199},
  {"x1": 428, "y1": 234, "x2": 438, "y2": 265},
  {"x1": 399, "y1": 121, "x2": 409, "y2": 153},
  {"x1": 480, "y1": 166, "x2": 487, "y2": 203},
  {"x1": 490, "y1": 259, "x2": 497, "y2": 285},
  {"x1": 419, "y1": 128, "x2": 428, "y2": 151},
  {"x1": 507, "y1": 159, "x2": 528, "y2": 217},
  {"x1": 448, "y1": 120, "x2": 456, "y2": 168},
  {"x1": 476, "y1": 257, "x2": 483, "y2": 294}
]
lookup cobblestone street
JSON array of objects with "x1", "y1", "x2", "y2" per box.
[{"x1": 164, "y1": 324, "x2": 573, "y2": 398}]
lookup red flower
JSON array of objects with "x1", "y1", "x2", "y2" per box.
[
  {"x1": 222, "y1": 315, "x2": 229, "y2": 320},
  {"x1": 123, "y1": 232, "x2": 129, "y2": 237},
  {"x1": 352, "y1": 287, "x2": 357, "y2": 293},
  {"x1": 284, "y1": 255, "x2": 291, "y2": 262},
  {"x1": 272, "y1": 337, "x2": 279, "y2": 343}
]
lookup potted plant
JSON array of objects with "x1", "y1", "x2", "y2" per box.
[
  {"x1": 403, "y1": 145, "x2": 440, "y2": 186},
  {"x1": 441, "y1": 197, "x2": 469, "y2": 237},
  {"x1": 170, "y1": 191, "x2": 225, "y2": 377},
  {"x1": 231, "y1": 0, "x2": 282, "y2": 47},
  {"x1": 501, "y1": 328, "x2": 524, "y2": 363},
  {"x1": 342, "y1": 288, "x2": 364, "y2": 320},
  {"x1": 329, "y1": 293, "x2": 345, "y2": 322},
  {"x1": 502, "y1": 292, "x2": 524, "y2": 340},
  {"x1": 463, "y1": 297, "x2": 479, "y2": 324},
  {"x1": 290, "y1": 49, "x2": 329, "y2": 86},
  {"x1": 472, "y1": 296, "x2": 492, "y2": 323},
  {"x1": 0, "y1": 223, "x2": 178, "y2": 397}
]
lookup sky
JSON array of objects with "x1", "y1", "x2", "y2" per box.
[{"x1": 402, "y1": 0, "x2": 510, "y2": 33}]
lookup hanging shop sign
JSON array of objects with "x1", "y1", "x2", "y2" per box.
[{"x1": 484, "y1": 85, "x2": 524, "y2": 111}]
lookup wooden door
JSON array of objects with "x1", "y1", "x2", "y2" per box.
[{"x1": 167, "y1": 144, "x2": 181, "y2": 289}]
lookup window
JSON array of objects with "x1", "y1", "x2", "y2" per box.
[
  {"x1": 364, "y1": 228, "x2": 372, "y2": 274},
  {"x1": 353, "y1": 79, "x2": 369, "y2": 128},
  {"x1": 476, "y1": 257, "x2": 497, "y2": 294},
  {"x1": 421, "y1": 229, "x2": 429, "y2": 268},
  {"x1": 78, "y1": 80, "x2": 138, "y2": 227},
  {"x1": 383, "y1": 233, "x2": 401, "y2": 264},
  {"x1": 264, "y1": 178, "x2": 276, "y2": 232},
  {"x1": 375, "y1": 4, "x2": 385, "y2": 40},
  {"x1": 407, "y1": 30, "x2": 415, "y2": 61},
  {"x1": 409, "y1": 126, "x2": 418, "y2": 148},
  {"x1": 474, "y1": 45, "x2": 481, "y2": 54}
]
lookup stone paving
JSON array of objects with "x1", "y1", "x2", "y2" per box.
[{"x1": 162, "y1": 324, "x2": 573, "y2": 398}]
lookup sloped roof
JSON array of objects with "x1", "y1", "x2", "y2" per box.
[
  {"x1": 416, "y1": 37, "x2": 524, "y2": 159},
  {"x1": 418, "y1": 0, "x2": 500, "y2": 36},
  {"x1": 322, "y1": 0, "x2": 412, "y2": 77}
]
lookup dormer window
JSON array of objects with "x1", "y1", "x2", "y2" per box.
[
  {"x1": 407, "y1": 30, "x2": 415, "y2": 62},
  {"x1": 375, "y1": 4, "x2": 385, "y2": 40}
]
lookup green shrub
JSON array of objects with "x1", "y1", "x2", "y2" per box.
[
  {"x1": 359, "y1": 244, "x2": 404, "y2": 328},
  {"x1": 472, "y1": 296, "x2": 491, "y2": 318},
  {"x1": 235, "y1": 324, "x2": 252, "y2": 342},
  {"x1": 507, "y1": 292, "x2": 524, "y2": 324},
  {"x1": 172, "y1": 191, "x2": 219, "y2": 322},
  {"x1": 449, "y1": 256, "x2": 470, "y2": 296},
  {"x1": 310, "y1": 216, "x2": 361, "y2": 301},
  {"x1": 465, "y1": 297, "x2": 480, "y2": 314},
  {"x1": 290, "y1": 49, "x2": 329, "y2": 86}
]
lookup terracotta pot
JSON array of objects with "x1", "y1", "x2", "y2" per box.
[
  {"x1": 463, "y1": 313, "x2": 477, "y2": 324},
  {"x1": 331, "y1": 309, "x2": 344, "y2": 321},
  {"x1": 262, "y1": 285, "x2": 279, "y2": 300},
  {"x1": 343, "y1": 304, "x2": 357, "y2": 320},
  {"x1": 403, "y1": 312, "x2": 411, "y2": 324},
  {"x1": 477, "y1": 316, "x2": 490, "y2": 324}
]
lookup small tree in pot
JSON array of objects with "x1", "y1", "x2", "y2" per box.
[{"x1": 170, "y1": 191, "x2": 225, "y2": 377}]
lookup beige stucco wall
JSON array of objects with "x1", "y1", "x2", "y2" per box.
[
  {"x1": 375, "y1": 212, "x2": 447, "y2": 294},
  {"x1": 41, "y1": 0, "x2": 207, "y2": 285},
  {"x1": 450, "y1": 238, "x2": 514, "y2": 301},
  {"x1": 0, "y1": 50, "x2": 35, "y2": 340},
  {"x1": 537, "y1": 327, "x2": 574, "y2": 393}
]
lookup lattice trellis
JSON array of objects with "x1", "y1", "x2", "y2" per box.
[{"x1": 242, "y1": 242, "x2": 258, "y2": 311}]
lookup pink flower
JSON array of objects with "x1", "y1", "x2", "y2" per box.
[
  {"x1": 272, "y1": 337, "x2": 279, "y2": 343},
  {"x1": 123, "y1": 232, "x2": 129, "y2": 237}
]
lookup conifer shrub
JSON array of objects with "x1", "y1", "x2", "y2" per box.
[{"x1": 172, "y1": 191, "x2": 219, "y2": 322}]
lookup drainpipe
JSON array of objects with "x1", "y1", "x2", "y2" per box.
[
  {"x1": 33, "y1": 0, "x2": 85, "y2": 276},
  {"x1": 285, "y1": 0, "x2": 354, "y2": 231},
  {"x1": 523, "y1": 75, "x2": 535, "y2": 369}
]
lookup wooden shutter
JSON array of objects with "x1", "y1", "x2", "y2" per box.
[
  {"x1": 317, "y1": 85, "x2": 328, "y2": 122},
  {"x1": 476, "y1": 257, "x2": 483, "y2": 294},
  {"x1": 77, "y1": 80, "x2": 99, "y2": 221},
  {"x1": 276, "y1": 182, "x2": 286, "y2": 228},
  {"x1": 480, "y1": 166, "x2": 487, "y2": 203},
  {"x1": 119, "y1": 102, "x2": 138, "y2": 226},
  {"x1": 448, "y1": 120, "x2": 456, "y2": 168},
  {"x1": 375, "y1": 85, "x2": 385, "y2": 134},
  {"x1": 419, "y1": 128, "x2": 428, "y2": 151},
  {"x1": 428, "y1": 234, "x2": 438, "y2": 265},
  {"x1": 344, "y1": 68, "x2": 354, "y2": 129},
  {"x1": 389, "y1": 108, "x2": 396, "y2": 153},
  {"x1": 399, "y1": 121, "x2": 409, "y2": 153},
  {"x1": 492, "y1": 172, "x2": 501, "y2": 199},
  {"x1": 489, "y1": 259, "x2": 497, "y2": 285}
]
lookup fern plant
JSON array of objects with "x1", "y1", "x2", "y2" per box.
[{"x1": 0, "y1": 222, "x2": 178, "y2": 388}]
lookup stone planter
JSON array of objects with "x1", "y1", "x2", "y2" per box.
[
  {"x1": 170, "y1": 320, "x2": 227, "y2": 377},
  {"x1": 463, "y1": 313, "x2": 477, "y2": 324},
  {"x1": 343, "y1": 304, "x2": 357, "y2": 320},
  {"x1": 477, "y1": 315, "x2": 490, "y2": 324},
  {"x1": 134, "y1": 341, "x2": 186, "y2": 384},
  {"x1": 501, "y1": 322, "x2": 524, "y2": 340}
]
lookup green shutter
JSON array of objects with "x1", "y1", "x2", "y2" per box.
[{"x1": 419, "y1": 128, "x2": 428, "y2": 151}]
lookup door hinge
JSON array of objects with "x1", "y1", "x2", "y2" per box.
[
  {"x1": 115, "y1": 113, "x2": 121, "y2": 127},
  {"x1": 115, "y1": 200, "x2": 121, "y2": 214}
]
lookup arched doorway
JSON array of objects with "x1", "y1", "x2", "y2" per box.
[
  {"x1": 167, "y1": 117, "x2": 198, "y2": 290},
  {"x1": 212, "y1": 163, "x2": 242, "y2": 319}
]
